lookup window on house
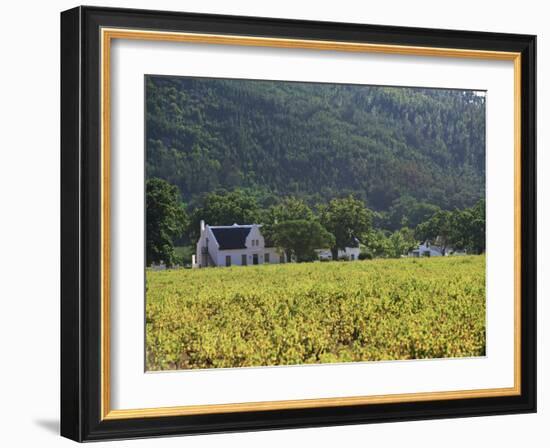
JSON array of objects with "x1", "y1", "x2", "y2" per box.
[
  {"x1": 350, "y1": 254, "x2": 355, "y2": 261},
  {"x1": 241, "y1": 254, "x2": 247, "y2": 265},
  {"x1": 256, "y1": 239, "x2": 259, "y2": 246},
  {"x1": 225, "y1": 255, "x2": 231, "y2": 266},
  {"x1": 265, "y1": 253, "x2": 270, "y2": 263}
]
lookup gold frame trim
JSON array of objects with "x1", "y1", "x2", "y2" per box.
[{"x1": 100, "y1": 28, "x2": 522, "y2": 420}]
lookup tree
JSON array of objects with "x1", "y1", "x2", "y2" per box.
[
  {"x1": 389, "y1": 227, "x2": 417, "y2": 257},
  {"x1": 146, "y1": 178, "x2": 188, "y2": 267},
  {"x1": 385, "y1": 195, "x2": 441, "y2": 231},
  {"x1": 468, "y1": 199, "x2": 486, "y2": 254},
  {"x1": 265, "y1": 197, "x2": 315, "y2": 223},
  {"x1": 260, "y1": 197, "x2": 315, "y2": 242},
  {"x1": 388, "y1": 232, "x2": 407, "y2": 258},
  {"x1": 415, "y1": 201, "x2": 485, "y2": 255},
  {"x1": 362, "y1": 229, "x2": 391, "y2": 258},
  {"x1": 188, "y1": 189, "x2": 260, "y2": 241},
  {"x1": 448, "y1": 200, "x2": 485, "y2": 254},
  {"x1": 271, "y1": 220, "x2": 335, "y2": 262},
  {"x1": 362, "y1": 227, "x2": 416, "y2": 259},
  {"x1": 415, "y1": 210, "x2": 452, "y2": 254},
  {"x1": 319, "y1": 196, "x2": 373, "y2": 260},
  {"x1": 146, "y1": 76, "x2": 486, "y2": 216},
  {"x1": 448, "y1": 209, "x2": 471, "y2": 251}
]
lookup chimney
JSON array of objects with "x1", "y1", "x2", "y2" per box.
[{"x1": 200, "y1": 220, "x2": 205, "y2": 233}]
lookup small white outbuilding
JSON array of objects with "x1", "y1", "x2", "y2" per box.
[{"x1": 409, "y1": 241, "x2": 445, "y2": 257}]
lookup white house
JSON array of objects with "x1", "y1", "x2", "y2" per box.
[
  {"x1": 409, "y1": 240, "x2": 469, "y2": 257},
  {"x1": 339, "y1": 247, "x2": 360, "y2": 261},
  {"x1": 193, "y1": 221, "x2": 286, "y2": 268},
  {"x1": 316, "y1": 237, "x2": 361, "y2": 261},
  {"x1": 409, "y1": 241, "x2": 445, "y2": 257}
]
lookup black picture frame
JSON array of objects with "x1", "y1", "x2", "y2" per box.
[{"x1": 61, "y1": 5, "x2": 536, "y2": 442}]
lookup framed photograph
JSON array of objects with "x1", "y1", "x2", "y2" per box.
[{"x1": 60, "y1": 6, "x2": 536, "y2": 441}]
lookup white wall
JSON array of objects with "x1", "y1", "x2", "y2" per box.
[
  {"x1": 245, "y1": 225, "x2": 264, "y2": 249},
  {"x1": 0, "y1": 1, "x2": 546, "y2": 447},
  {"x1": 216, "y1": 247, "x2": 282, "y2": 266},
  {"x1": 205, "y1": 226, "x2": 220, "y2": 266},
  {"x1": 200, "y1": 225, "x2": 284, "y2": 266}
]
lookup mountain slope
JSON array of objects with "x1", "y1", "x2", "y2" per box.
[{"x1": 145, "y1": 76, "x2": 485, "y2": 215}]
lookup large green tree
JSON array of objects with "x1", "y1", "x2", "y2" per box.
[
  {"x1": 415, "y1": 200, "x2": 485, "y2": 254},
  {"x1": 363, "y1": 227, "x2": 417, "y2": 259},
  {"x1": 362, "y1": 229, "x2": 391, "y2": 259},
  {"x1": 319, "y1": 196, "x2": 373, "y2": 260},
  {"x1": 271, "y1": 219, "x2": 334, "y2": 262},
  {"x1": 385, "y1": 196, "x2": 441, "y2": 231},
  {"x1": 468, "y1": 199, "x2": 486, "y2": 254},
  {"x1": 447, "y1": 200, "x2": 486, "y2": 254},
  {"x1": 415, "y1": 210, "x2": 452, "y2": 254},
  {"x1": 264, "y1": 197, "x2": 315, "y2": 223},
  {"x1": 388, "y1": 227, "x2": 417, "y2": 258},
  {"x1": 146, "y1": 178, "x2": 188, "y2": 267},
  {"x1": 260, "y1": 197, "x2": 315, "y2": 243}
]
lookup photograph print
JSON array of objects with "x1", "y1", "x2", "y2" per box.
[{"x1": 145, "y1": 75, "x2": 486, "y2": 372}]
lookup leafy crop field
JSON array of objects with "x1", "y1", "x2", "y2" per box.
[{"x1": 146, "y1": 256, "x2": 486, "y2": 371}]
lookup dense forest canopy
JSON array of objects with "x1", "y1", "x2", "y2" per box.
[{"x1": 146, "y1": 75, "x2": 486, "y2": 225}]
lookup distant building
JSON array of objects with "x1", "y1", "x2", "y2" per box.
[
  {"x1": 409, "y1": 241, "x2": 445, "y2": 257},
  {"x1": 409, "y1": 241, "x2": 468, "y2": 257},
  {"x1": 316, "y1": 249, "x2": 333, "y2": 261},
  {"x1": 193, "y1": 221, "x2": 286, "y2": 268},
  {"x1": 316, "y1": 237, "x2": 361, "y2": 261}
]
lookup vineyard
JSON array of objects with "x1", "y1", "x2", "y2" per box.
[{"x1": 146, "y1": 256, "x2": 486, "y2": 371}]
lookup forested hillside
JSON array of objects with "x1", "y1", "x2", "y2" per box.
[{"x1": 145, "y1": 75, "x2": 485, "y2": 228}]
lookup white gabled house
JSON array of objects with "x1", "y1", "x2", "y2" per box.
[
  {"x1": 193, "y1": 221, "x2": 286, "y2": 268},
  {"x1": 409, "y1": 240, "x2": 469, "y2": 258},
  {"x1": 339, "y1": 246, "x2": 361, "y2": 261},
  {"x1": 409, "y1": 240, "x2": 468, "y2": 257},
  {"x1": 409, "y1": 241, "x2": 445, "y2": 257},
  {"x1": 338, "y1": 237, "x2": 361, "y2": 261}
]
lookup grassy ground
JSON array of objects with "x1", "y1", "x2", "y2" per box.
[{"x1": 146, "y1": 256, "x2": 486, "y2": 371}]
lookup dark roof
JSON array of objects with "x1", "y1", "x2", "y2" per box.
[{"x1": 210, "y1": 226, "x2": 252, "y2": 250}]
